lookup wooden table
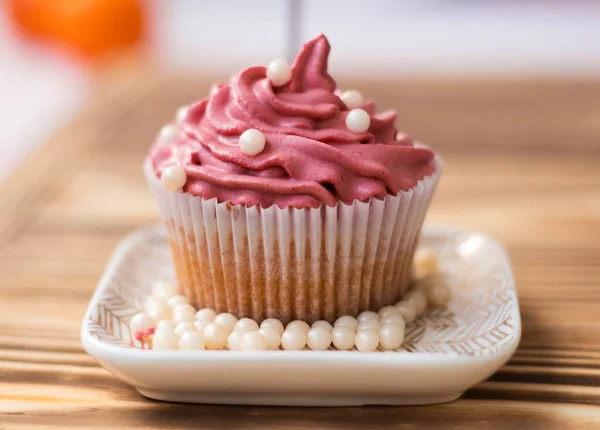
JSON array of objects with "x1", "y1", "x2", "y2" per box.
[{"x1": 1, "y1": 73, "x2": 599, "y2": 429}]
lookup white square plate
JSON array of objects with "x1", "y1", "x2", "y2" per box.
[{"x1": 81, "y1": 224, "x2": 520, "y2": 406}]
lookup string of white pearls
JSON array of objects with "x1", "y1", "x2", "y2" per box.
[{"x1": 134, "y1": 248, "x2": 449, "y2": 352}]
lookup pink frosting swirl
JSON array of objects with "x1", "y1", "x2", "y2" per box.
[{"x1": 150, "y1": 35, "x2": 435, "y2": 208}]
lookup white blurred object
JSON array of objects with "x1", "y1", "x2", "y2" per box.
[
  {"x1": 153, "y1": 0, "x2": 600, "y2": 77},
  {"x1": 0, "y1": 13, "x2": 88, "y2": 184}
]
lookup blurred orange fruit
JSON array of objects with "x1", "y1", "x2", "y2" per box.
[{"x1": 7, "y1": 0, "x2": 146, "y2": 59}]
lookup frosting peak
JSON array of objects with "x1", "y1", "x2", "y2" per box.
[{"x1": 150, "y1": 34, "x2": 435, "y2": 208}]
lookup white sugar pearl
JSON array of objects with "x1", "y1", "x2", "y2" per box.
[
  {"x1": 152, "y1": 328, "x2": 178, "y2": 350},
  {"x1": 287, "y1": 320, "x2": 310, "y2": 333},
  {"x1": 203, "y1": 323, "x2": 229, "y2": 350},
  {"x1": 214, "y1": 313, "x2": 238, "y2": 332},
  {"x1": 167, "y1": 295, "x2": 188, "y2": 308},
  {"x1": 334, "y1": 315, "x2": 358, "y2": 332},
  {"x1": 427, "y1": 283, "x2": 452, "y2": 307},
  {"x1": 355, "y1": 330, "x2": 379, "y2": 352},
  {"x1": 156, "y1": 320, "x2": 176, "y2": 332},
  {"x1": 239, "y1": 129, "x2": 266, "y2": 156},
  {"x1": 173, "y1": 303, "x2": 196, "y2": 316},
  {"x1": 340, "y1": 90, "x2": 364, "y2": 109},
  {"x1": 266, "y1": 58, "x2": 292, "y2": 87},
  {"x1": 144, "y1": 296, "x2": 161, "y2": 313},
  {"x1": 381, "y1": 312, "x2": 406, "y2": 331},
  {"x1": 234, "y1": 318, "x2": 259, "y2": 333},
  {"x1": 414, "y1": 248, "x2": 439, "y2": 279},
  {"x1": 179, "y1": 330, "x2": 205, "y2": 350},
  {"x1": 258, "y1": 327, "x2": 281, "y2": 350},
  {"x1": 175, "y1": 105, "x2": 189, "y2": 123},
  {"x1": 174, "y1": 322, "x2": 196, "y2": 337},
  {"x1": 196, "y1": 308, "x2": 217, "y2": 322},
  {"x1": 345, "y1": 109, "x2": 370, "y2": 133},
  {"x1": 404, "y1": 289, "x2": 428, "y2": 315},
  {"x1": 331, "y1": 326, "x2": 355, "y2": 351},
  {"x1": 378, "y1": 305, "x2": 399, "y2": 318},
  {"x1": 241, "y1": 331, "x2": 269, "y2": 351},
  {"x1": 358, "y1": 319, "x2": 380, "y2": 332},
  {"x1": 306, "y1": 327, "x2": 332, "y2": 351},
  {"x1": 260, "y1": 318, "x2": 284, "y2": 336},
  {"x1": 172, "y1": 310, "x2": 196, "y2": 324},
  {"x1": 227, "y1": 331, "x2": 244, "y2": 350},
  {"x1": 130, "y1": 312, "x2": 156, "y2": 334},
  {"x1": 194, "y1": 319, "x2": 211, "y2": 332},
  {"x1": 147, "y1": 300, "x2": 171, "y2": 321},
  {"x1": 311, "y1": 320, "x2": 333, "y2": 332},
  {"x1": 379, "y1": 324, "x2": 405, "y2": 350},
  {"x1": 394, "y1": 301, "x2": 417, "y2": 325},
  {"x1": 281, "y1": 329, "x2": 307, "y2": 351},
  {"x1": 152, "y1": 280, "x2": 177, "y2": 299},
  {"x1": 160, "y1": 165, "x2": 187, "y2": 191},
  {"x1": 158, "y1": 125, "x2": 177, "y2": 142},
  {"x1": 357, "y1": 311, "x2": 379, "y2": 323}
]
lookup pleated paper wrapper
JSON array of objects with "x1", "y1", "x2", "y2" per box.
[{"x1": 144, "y1": 158, "x2": 442, "y2": 324}]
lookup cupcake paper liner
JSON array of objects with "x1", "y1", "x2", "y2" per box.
[{"x1": 144, "y1": 158, "x2": 442, "y2": 324}]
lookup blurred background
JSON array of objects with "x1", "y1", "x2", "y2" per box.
[{"x1": 1, "y1": 0, "x2": 600, "y2": 183}]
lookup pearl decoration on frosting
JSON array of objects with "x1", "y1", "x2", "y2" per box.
[
  {"x1": 179, "y1": 330, "x2": 205, "y2": 350},
  {"x1": 158, "y1": 125, "x2": 177, "y2": 142},
  {"x1": 175, "y1": 105, "x2": 189, "y2": 123},
  {"x1": 239, "y1": 129, "x2": 266, "y2": 156},
  {"x1": 340, "y1": 90, "x2": 364, "y2": 109},
  {"x1": 160, "y1": 165, "x2": 187, "y2": 191},
  {"x1": 266, "y1": 59, "x2": 292, "y2": 87},
  {"x1": 345, "y1": 108, "x2": 370, "y2": 133},
  {"x1": 137, "y1": 247, "x2": 450, "y2": 352},
  {"x1": 241, "y1": 331, "x2": 269, "y2": 351}
]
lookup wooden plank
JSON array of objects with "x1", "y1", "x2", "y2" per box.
[{"x1": 0, "y1": 72, "x2": 599, "y2": 428}]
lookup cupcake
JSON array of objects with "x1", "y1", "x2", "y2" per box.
[{"x1": 145, "y1": 34, "x2": 441, "y2": 324}]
